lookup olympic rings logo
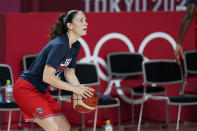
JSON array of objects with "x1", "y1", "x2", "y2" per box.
[{"x1": 78, "y1": 32, "x2": 176, "y2": 104}]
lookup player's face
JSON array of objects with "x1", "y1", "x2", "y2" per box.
[{"x1": 70, "y1": 11, "x2": 88, "y2": 36}]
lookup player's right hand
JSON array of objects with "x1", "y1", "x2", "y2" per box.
[
  {"x1": 73, "y1": 85, "x2": 94, "y2": 99},
  {"x1": 175, "y1": 44, "x2": 183, "y2": 65}
]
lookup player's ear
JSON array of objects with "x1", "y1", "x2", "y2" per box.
[{"x1": 67, "y1": 23, "x2": 72, "y2": 30}]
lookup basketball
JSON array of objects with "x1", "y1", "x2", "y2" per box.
[{"x1": 71, "y1": 90, "x2": 98, "y2": 113}]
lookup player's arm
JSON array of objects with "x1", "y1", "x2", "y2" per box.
[
  {"x1": 176, "y1": 3, "x2": 197, "y2": 45},
  {"x1": 64, "y1": 67, "x2": 95, "y2": 92},
  {"x1": 64, "y1": 67, "x2": 80, "y2": 86},
  {"x1": 42, "y1": 64, "x2": 93, "y2": 98},
  {"x1": 175, "y1": 3, "x2": 197, "y2": 64}
]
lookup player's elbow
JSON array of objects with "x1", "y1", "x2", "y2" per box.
[
  {"x1": 42, "y1": 72, "x2": 53, "y2": 84},
  {"x1": 42, "y1": 74, "x2": 49, "y2": 84},
  {"x1": 42, "y1": 64, "x2": 56, "y2": 84}
]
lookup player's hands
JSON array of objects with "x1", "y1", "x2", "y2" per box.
[
  {"x1": 175, "y1": 44, "x2": 184, "y2": 65},
  {"x1": 73, "y1": 84, "x2": 95, "y2": 99}
]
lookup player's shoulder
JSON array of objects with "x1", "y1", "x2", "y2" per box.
[
  {"x1": 49, "y1": 34, "x2": 67, "y2": 46},
  {"x1": 53, "y1": 35, "x2": 67, "y2": 43}
]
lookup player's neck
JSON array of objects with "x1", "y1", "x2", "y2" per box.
[{"x1": 67, "y1": 32, "x2": 79, "y2": 48}]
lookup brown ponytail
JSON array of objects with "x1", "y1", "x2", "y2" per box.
[{"x1": 48, "y1": 10, "x2": 80, "y2": 40}]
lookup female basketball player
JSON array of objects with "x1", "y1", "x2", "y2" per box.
[
  {"x1": 13, "y1": 10, "x2": 94, "y2": 131},
  {"x1": 175, "y1": 0, "x2": 197, "y2": 64}
]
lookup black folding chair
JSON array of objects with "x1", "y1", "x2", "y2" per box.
[
  {"x1": 23, "y1": 54, "x2": 37, "y2": 71},
  {"x1": 137, "y1": 60, "x2": 197, "y2": 131},
  {"x1": 0, "y1": 64, "x2": 20, "y2": 131},
  {"x1": 107, "y1": 52, "x2": 167, "y2": 125},
  {"x1": 183, "y1": 50, "x2": 197, "y2": 88}
]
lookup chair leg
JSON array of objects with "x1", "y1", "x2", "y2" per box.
[
  {"x1": 58, "y1": 89, "x2": 61, "y2": 108},
  {"x1": 165, "y1": 100, "x2": 170, "y2": 127},
  {"x1": 137, "y1": 87, "x2": 147, "y2": 131},
  {"x1": 137, "y1": 100, "x2": 144, "y2": 131},
  {"x1": 93, "y1": 108, "x2": 98, "y2": 131},
  {"x1": 8, "y1": 111, "x2": 12, "y2": 131},
  {"x1": 31, "y1": 122, "x2": 34, "y2": 128},
  {"x1": 176, "y1": 105, "x2": 182, "y2": 131},
  {"x1": 18, "y1": 111, "x2": 22, "y2": 128},
  {"x1": 118, "y1": 106, "x2": 121, "y2": 130},
  {"x1": 81, "y1": 114, "x2": 85, "y2": 130},
  {"x1": 131, "y1": 95, "x2": 134, "y2": 125},
  {"x1": 59, "y1": 101, "x2": 62, "y2": 109}
]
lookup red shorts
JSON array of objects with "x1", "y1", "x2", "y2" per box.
[{"x1": 13, "y1": 79, "x2": 63, "y2": 122}]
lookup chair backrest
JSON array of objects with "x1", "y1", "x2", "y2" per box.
[
  {"x1": 183, "y1": 50, "x2": 197, "y2": 74},
  {"x1": 107, "y1": 52, "x2": 144, "y2": 77},
  {"x1": 23, "y1": 54, "x2": 37, "y2": 71},
  {"x1": 143, "y1": 60, "x2": 183, "y2": 85},
  {"x1": 75, "y1": 63, "x2": 100, "y2": 86},
  {"x1": 0, "y1": 64, "x2": 14, "y2": 86}
]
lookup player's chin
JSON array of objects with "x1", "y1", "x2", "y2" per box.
[{"x1": 80, "y1": 32, "x2": 87, "y2": 36}]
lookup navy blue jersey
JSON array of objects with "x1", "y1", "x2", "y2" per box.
[
  {"x1": 186, "y1": 0, "x2": 197, "y2": 4},
  {"x1": 20, "y1": 34, "x2": 80, "y2": 93}
]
